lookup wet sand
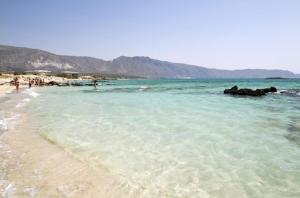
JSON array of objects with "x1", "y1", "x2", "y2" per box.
[
  {"x1": 1, "y1": 119, "x2": 108, "y2": 197},
  {"x1": 0, "y1": 88, "x2": 143, "y2": 198},
  {"x1": 0, "y1": 85, "x2": 14, "y2": 97}
]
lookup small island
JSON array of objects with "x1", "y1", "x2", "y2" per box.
[{"x1": 265, "y1": 77, "x2": 288, "y2": 79}]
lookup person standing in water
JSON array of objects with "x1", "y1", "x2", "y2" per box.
[
  {"x1": 93, "y1": 79, "x2": 97, "y2": 88},
  {"x1": 15, "y1": 77, "x2": 20, "y2": 92},
  {"x1": 28, "y1": 78, "x2": 32, "y2": 88},
  {"x1": 31, "y1": 79, "x2": 34, "y2": 87}
]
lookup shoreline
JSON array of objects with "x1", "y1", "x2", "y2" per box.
[
  {"x1": 0, "y1": 85, "x2": 14, "y2": 98},
  {"x1": 0, "y1": 87, "x2": 142, "y2": 197}
]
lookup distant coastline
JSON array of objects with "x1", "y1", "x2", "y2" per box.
[
  {"x1": 264, "y1": 77, "x2": 289, "y2": 79},
  {"x1": 1, "y1": 44, "x2": 299, "y2": 79}
]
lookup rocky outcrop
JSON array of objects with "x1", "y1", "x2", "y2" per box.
[
  {"x1": 71, "y1": 82, "x2": 97, "y2": 86},
  {"x1": 262, "y1": 87, "x2": 277, "y2": 93},
  {"x1": 45, "y1": 81, "x2": 97, "y2": 86},
  {"x1": 46, "y1": 81, "x2": 61, "y2": 86},
  {"x1": 224, "y1": 86, "x2": 277, "y2": 96}
]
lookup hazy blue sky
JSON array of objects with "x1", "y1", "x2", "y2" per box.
[{"x1": 1, "y1": 0, "x2": 300, "y2": 73}]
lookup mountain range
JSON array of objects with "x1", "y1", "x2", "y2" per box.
[{"x1": 0, "y1": 45, "x2": 299, "y2": 78}]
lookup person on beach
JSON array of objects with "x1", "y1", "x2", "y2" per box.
[
  {"x1": 28, "y1": 78, "x2": 32, "y2": 88},
  {"x1": 31, "y1": 79, "x2": 34, "y2": 87},
  {"x1": 15, "y1": 77, "x2": 20, "y2": 91}
]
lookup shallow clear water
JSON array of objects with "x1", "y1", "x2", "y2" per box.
[
  {"x1": 0, "y1": 89, "x2": 36, "y2": 136},
  {"x1": 24, "y1": 79, "x2": 300, "y2": 197}
]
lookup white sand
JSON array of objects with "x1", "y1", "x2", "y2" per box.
[
  {"x1": 0, "y1": 80, "x2": 146, "y2": 197},
  {"x1": 0, "y1": 116, "x2": 123, "y2": 197}
]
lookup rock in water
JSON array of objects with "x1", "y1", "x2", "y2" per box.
[
  {"x1": 46, "y1": 81, "x2": 60, "y2": 86},
  {"x1": 224, "y1": 86, "x2": 238, "y2": 94},
  {"x1": 224, "y1": 86, "x2": 277, "y2": 96},
  {"x1": 263, "y1": 87, "x2": 277, "y2": 93}
]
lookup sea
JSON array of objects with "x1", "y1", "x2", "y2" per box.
[{"x1": 1, "y1": 79, "x2": 300, "y2": 197}]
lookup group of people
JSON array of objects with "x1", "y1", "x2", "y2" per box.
[
  {"x1": 13, "y1": 77, "x2": 98, "y2": 91},
  {"x1": 13, "y1": 77, "x2": 45, "y2": 91},
  {"x1": 28, "y1": 77, "x2": 45, "y2": 88}
]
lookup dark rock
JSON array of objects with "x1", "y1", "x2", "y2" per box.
[
  {"x1": 70, "y1": 82, "x2": 97, "y2": 86},
  {"x1": 224, "y1": 85, "x2": 238, "y2": 94},
  {"x1": 46, "y1": 81, "x2": 60, "y2": 86},
  {"x1": 224, "y1": 86, "x2": 277, "y2": 96},
  {"x1": 263, "y1": 87, "x2": 277, "y2": 93},
  {"x1": 46, "y1": 81, "x2": 73, "y2": 86},
  {"x1": 71, "y1": 82, "x2": 84, "y2": 86},
  {"x1": 46, "y1": 81, "x2": 98, "y2": 86}
]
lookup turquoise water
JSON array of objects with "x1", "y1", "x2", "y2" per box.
[{"x1": 25, "y1": 79, "x2": 300, "y2": 197}]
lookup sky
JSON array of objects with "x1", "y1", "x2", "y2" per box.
[{"x1": 1, "y1": 0, "x2": 300, "y2": 73}]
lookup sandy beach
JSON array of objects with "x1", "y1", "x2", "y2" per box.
[
  {"x1": 0, "y1": 85, "x2": 142, "y2": 198},
  {"x1": 0, "y1": 118, "x2": 116, "y2": 197}
]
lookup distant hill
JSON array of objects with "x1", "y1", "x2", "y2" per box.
[{"x1": 0, "y1": 45, "x2": 298, "y2": 78}]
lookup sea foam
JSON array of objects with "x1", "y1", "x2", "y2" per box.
[{"x1": 22, "y1": 89, "x2": 40, "y2": 98}]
